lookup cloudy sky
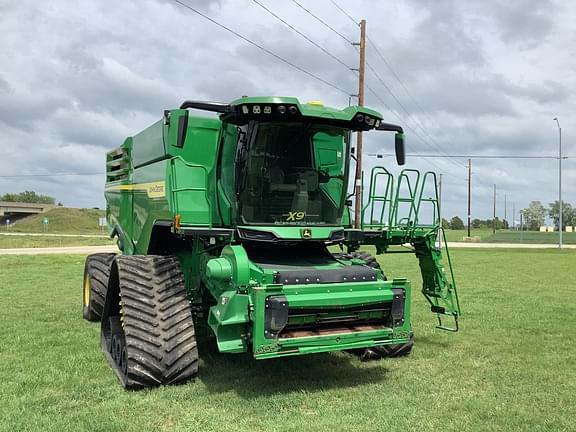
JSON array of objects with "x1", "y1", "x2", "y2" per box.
[{"x1": 1, "y1": 0, "x2": 574, "y2": 223}]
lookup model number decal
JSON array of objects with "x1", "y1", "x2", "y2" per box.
[{"x1": 286, "y1": 211, "x2": 305, "y2": 221}]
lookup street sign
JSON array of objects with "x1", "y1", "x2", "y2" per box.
[
  {"x1": 98, "y1": 217, "x2": 107, "y2": 227},
  {"x1": 43, "y1": 218, "x2": 49, "y2": 225},
  {"x1": 5, "y1": 219, "x2": 10, "y2": 225},
  {"x1": 42, "y1": 217, "x2": 49, "y2": 232}
]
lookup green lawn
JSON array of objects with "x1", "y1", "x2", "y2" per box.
[
  {"x1": 7, "y1": 207, "x2": 105, "y2": 234},
  {"x1": 442, "y1": 229, "x2": 493, "y2": 242},
  {"x1": 483, "y1": 230, "x2": 576, "y2": 244},
  {"x1": 0, "y1": 235, "x2": 114, "y2": 249},
  {"x1": 1, "y1": 250, "x2": 575, "y2": 431},
  {"x1": 442, "y1": 228, "x2": 576, "y2": 244}
]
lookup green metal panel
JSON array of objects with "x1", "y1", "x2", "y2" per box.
[
  {"x1": 103, "y1": 97, "x2": 461, "y2": 367},
  {"x1": 169, "y1": 157, "x2": 212, "y2": 226},
  {"x1": 131, "y1": 120, "x2": 165, "y2": 167}
]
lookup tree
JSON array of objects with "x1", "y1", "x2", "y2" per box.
[
  {"x1": 449, "y1": 216, "x2": 465, "y2": 230},
  {"x1": 472, "y1": 218, "x2": 482, "y2": 229},
  {"x1": 548, "y1": 201, "x2": 575, "y2": 228},
  {"x1": 0, "y1": 191, "x2": 55, "y2": 204},
  {"x1": 522, "y1": 201, "x2": 546, "y2": 231},
  {"x1": 441, "y1": 218, "x2": 450, "y2": 229}
]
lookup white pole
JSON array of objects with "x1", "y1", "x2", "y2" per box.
[{"x1": 554, "y1": 118, "x2": 562, "y2": 249}]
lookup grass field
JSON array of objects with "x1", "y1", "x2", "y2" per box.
[
  {"x1": 443, "y1": 228, "x2": 576, "y2": 244},
  {"x1": 0, "y1": 235, "x2": 114, "y2": 249},
  {"x1": 442, "y1": 228, "x2": 493, "y2": 241},
  {"x1": 7, "y1": 207, "x2": 105, "y2": 234},
  {"x1": 1, "y1": 249, "x2": 575, "y2": 432}
]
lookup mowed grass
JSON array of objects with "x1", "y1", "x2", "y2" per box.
[
  {"x1": 1, "y1": 250, "x2": 575, "y2": 432},
  {"x1": 483, "y1": 230, "x2": 576, "y2": 244},
  {"x1": 443, "y1": 228, "x2": 576, "y2": 244},
  {"x1": 0, "y1": 235, "x2": 114, "y2": 249},
  {"x1": 442, "y1": 228, "x2": 493, "y2": 241},
  {"x1": 8, "y1": 207, "x2": 105, "y2": 234}
]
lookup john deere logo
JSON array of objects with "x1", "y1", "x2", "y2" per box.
[{"x1": 301, "y1": 228, "x2": 312, "y2": 239}]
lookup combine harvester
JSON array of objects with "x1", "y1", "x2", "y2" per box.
[{"x1": 82, "y1": 97, "x2": 460, "y2": 389}]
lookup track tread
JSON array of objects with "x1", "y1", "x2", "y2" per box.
[
  {"x1": 83, "y1": 253, "x2": 116, "y2": 321},
  {"x1": 112, "y1": 255, "x2": 198, "y2": 389}
]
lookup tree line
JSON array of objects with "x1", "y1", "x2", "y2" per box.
[
  {"x1": 442, "y1": 216, "x2": 509, "y2": 231},
  {"x1": 0, "y1": 191, "x2": 56, "y2": 205},
  {"x1": 443, "y1": 200, "x2": 575, "y2": 231},
  {"x1": 520, "y1": 200, "x2": 575, "y2": 230}
]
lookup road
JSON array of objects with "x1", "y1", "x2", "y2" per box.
[
  {"x1": 0, "y1": 232, "x2": 108, "y2": 238},
  {"x1": 0, "y1": 242, "x2": 574, "y2": 255},
  {"x1": 0, "y1": 245, "x2": 119, "y2": 255},
  {"x1": 446, "y1": 242, "x2": 576, "y2": 249}
]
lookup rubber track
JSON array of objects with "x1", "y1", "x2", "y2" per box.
[
  {"x1": 333, "y1": 251, "x2": 382, "y2": 270},
  {"x1": 115, "y1": 255, "x2": 198, "y2": 388},
  {"x1": 359, "y1": 337, "x2": 414, "y2": 361},
  {"x1": 84, "y1": 253, "x2": 116, "y2": 321}
]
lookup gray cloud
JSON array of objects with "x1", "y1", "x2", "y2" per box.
[{"x1": 0, "y1": 0, "x2": 574, "y2": 219}]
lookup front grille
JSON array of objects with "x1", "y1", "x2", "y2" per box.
[{"x1": 279, "y1": 302, "x2": 392, "y2": 338}]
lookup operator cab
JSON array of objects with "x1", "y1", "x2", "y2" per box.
[
  {"x1": 179, "y1": 97, "x2": 405, "y2": 229},
  {"x1": 236, "y1": 121, "x2": 349, "y2": 226}
]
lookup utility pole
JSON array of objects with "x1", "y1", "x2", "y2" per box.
[
  {"x1": 553, "y1": 117, "x2": 562, "y2": 249},
  {"x1": 467, "y1": 158, "x2": 471, "y2": 237},
  {"x1": 353, "y1": 19, "x2": 367, "y2": 229},
  {"x1": 512, "y1": 202, "x2": 515, "y2": 230},
  {"x1": 438, "y1": 173, "x2": 443, "y2": 248},
  {"x1": 493, "y1": 184, "x2": 496, "y2": 234},
  {"x1": 504, "y1": 193, "x2": 507, "y2": 229}
]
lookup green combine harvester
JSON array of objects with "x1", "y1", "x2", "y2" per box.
[{"x1": 82, "y1": 96, "x2": 460, "y2": 389}]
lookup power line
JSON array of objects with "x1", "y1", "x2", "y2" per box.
[
  {"x1": 364, "y1": 60, "x2": 466, "y2": 169},
  {"x1": 326, "y1": 1, "x2": 467, "y2": 169},
  {"x1": 364, "y1": 86, "x2": 465, "y2": 175},
  {"x1": 290, "y1": 0, "x2": 354, "y2": 44},
  {"x1": 367, "y1": 153, "x2": 569, "y2": 159},
  {"x1": 332, "y1": 1, "x2": 447, "y2": 137},
  {"x1": 329, "y1": 0, "x2": 359, "y2": 25},
  {"x1": 250, "y1": 3, "x2": 465, "y2": 181},
  {"x1": 366, "y1": 37, "x2": 441, "y2": 134},
  {"x1": 169, "y1": 0, "x2": 350, "y2": 95},
  {"x1": 251, "y1": 0, "x2": 353, "y2": 71}
]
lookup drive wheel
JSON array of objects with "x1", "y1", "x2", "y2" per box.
[
  {"x1": 82, "y1": 253, "x2": 116, "y2": 322},
  {"x1": 101, "y1": 255, "x2": 198, "y2": 389}
]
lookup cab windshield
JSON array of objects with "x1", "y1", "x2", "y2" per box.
[{"x1": 237, "y1": 122, "x2": 350, "y2": 225}]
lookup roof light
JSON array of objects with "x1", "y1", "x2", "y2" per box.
[
  {"x1": 288, "y1": 105, "x2": 298, "y2": 114},
  {"x1": 264, "y1": 106, "x2": 272, "y2": 114},
  {"x1": 277, "y1": 105, "x2": 286, "y2": 114},
  {"x1": 241, "y1": 105, "x2": 249, "y2": 114},
  {"x1": 307, "y1": 100, "x2": 324, "y2": 106},
  {"x1": 356, "y1": 114, "x2": 364, "y2": 123},
  {"x1": 253, "y1": 105, "x2": 261, "y2": 114}
]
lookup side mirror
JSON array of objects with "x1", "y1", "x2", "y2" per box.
[
  {"x1": 176, "y1": 112, "x2": 189, "y2": 148},
  {"x1": 395, "y1": 133, "x2": 405, "y2": 166},
  {"x1": 345, "y1": 199, "x2": 353, "y2": 206}
]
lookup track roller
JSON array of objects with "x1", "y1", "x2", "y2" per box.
[
  {"x1": 101, "y1": 255, "x2": 198, "y2": 389},
  {"x1": 82, "y1": 253, "x2": 116, "y2": 322}
]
